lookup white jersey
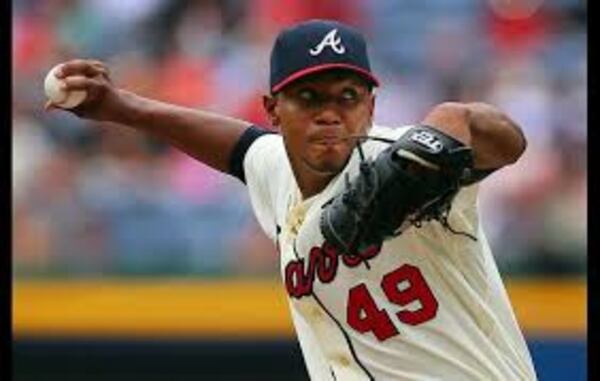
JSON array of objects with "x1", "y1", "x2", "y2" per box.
[{"x1": 243, "y1": 124, "x2": 538, "y2": 381}]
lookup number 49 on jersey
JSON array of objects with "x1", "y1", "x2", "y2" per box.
[{"x1": 347, "y1": 264, "x2": 439, "y2": 341}]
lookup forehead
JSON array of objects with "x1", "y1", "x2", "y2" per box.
[{"x1": 280, "y1": 69, "x2": 371, "y2": 92}]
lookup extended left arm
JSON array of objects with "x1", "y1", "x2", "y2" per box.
[{"x1": 422, "y1": 102, "x2": 527, "y2": 170}]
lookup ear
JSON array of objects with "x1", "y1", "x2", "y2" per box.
[
  {"x1": 366, "y1": 92, "x2": 375, "y2": 125},
  {"x1": 263, "y1": 94, "x2": 280, "y2": 127},
  {"x1": 369, "y1": 92, "x2": 375, "y2": 118}
]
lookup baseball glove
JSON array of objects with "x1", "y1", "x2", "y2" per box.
[{"x1": 320, "y1": 124, "x2": 476, "y2": 257}]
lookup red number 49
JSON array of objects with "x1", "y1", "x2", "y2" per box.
[{"x1": 347, "y1": 264, "x2": 438, "y2": 341}]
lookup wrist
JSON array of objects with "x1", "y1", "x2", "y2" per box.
[{"x1": 112, "y1": 89, "x2": 155, "y2": 128}]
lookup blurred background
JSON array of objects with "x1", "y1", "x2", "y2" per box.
[{"x1": 12, "y1": 0, "x2": 586, "y2": 380}]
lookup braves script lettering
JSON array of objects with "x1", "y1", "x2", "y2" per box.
[{"x1": 285, "y1": 242, "x2": 381, "y2": 298}]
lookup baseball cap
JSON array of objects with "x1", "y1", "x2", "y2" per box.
[{"x1": 269, "y1": 19, "x2": 380, "y2": 93}]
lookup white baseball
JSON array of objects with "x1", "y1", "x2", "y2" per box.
[{"x1": 44, "y1": 64, "x2": 88, "y2": 109}]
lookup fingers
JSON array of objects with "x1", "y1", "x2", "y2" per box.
[
  {"x1": 55, "y1": 59, "x2": 110, "y2": 80},
  {"x1": 62, "y1": 75, "x2": 101, "y2": 91},
  {"x1": 44, "y1": 100, "x2": 56, "y2": 111},
  {"x1": 44, "y1": 73, "x2": 107, "y2": 113},
  {"x1": 44, "y1": 59, "x2": 114, "y2": 116},
  {"x1": 62, "y1": 75, "x2": 109, "y2": 106}
]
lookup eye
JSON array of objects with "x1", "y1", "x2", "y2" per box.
[
  {"x1": 298, "y1": 88, "x2": 317, "y2": 102},
  {"x1": 339, "y1": 88, "x2": 361, "y2": 104},
  {"x1": 341, "y1": 88, "x2": 358, "y2": 100}
]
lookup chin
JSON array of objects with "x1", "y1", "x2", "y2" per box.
[
  {"x1": 305, "y1": 156, "x2": 349, "y2": 175},
  {"x1": 301, "y1": 144, "x2": 353, "y2": 175}
]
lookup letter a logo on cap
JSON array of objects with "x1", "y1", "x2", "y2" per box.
[{"x1": 309, "y1": 29, "x2": 346, "y2": 56}]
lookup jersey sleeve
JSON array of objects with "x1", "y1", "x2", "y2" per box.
[
  {"x1": 229, "y1": 126, "x2": 274, "y2": 183},
  {"x1": 241, "y1": 131, "x2": 288, "y2": 242}
]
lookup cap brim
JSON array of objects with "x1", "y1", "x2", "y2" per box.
[{"x1": 271, "y1": 63, "x2": 380, "y2": 93}]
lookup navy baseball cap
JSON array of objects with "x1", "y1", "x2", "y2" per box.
[{"x1": 269, "y1": 19, "x2": 380, "y2": 93}]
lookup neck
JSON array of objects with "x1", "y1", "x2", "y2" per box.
[
  {"x1": 287, "y1": 156, "x2": 338, "y2": 199},
  {"x1": 295, "y1": 171, "x2": 337, "y2": 199}
]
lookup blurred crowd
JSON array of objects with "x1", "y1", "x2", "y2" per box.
[{"x1": 12, "y1": 0, "x2": 586, "y2": 277}]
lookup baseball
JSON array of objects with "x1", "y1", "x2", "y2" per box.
[{"x1": 44, "y1": 64, "x2": 88, "y2": 109}]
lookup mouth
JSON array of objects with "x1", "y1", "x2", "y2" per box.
[
  {"x1": 309, "y1": 131, "x2": 349, "y2": 146},
  {"x1": 312, "y1": 136, "x2": 344, "y2": 146}
]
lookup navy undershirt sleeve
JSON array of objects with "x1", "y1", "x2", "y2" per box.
[{"x1": 228, "y1": 125, "x2": 275, "y2": 183}]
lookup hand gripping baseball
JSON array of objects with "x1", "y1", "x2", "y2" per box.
[
  {"x1": 44, "y1": 59, "x2": 118, "y2": 121},
  {"x1": 320, "y1": 125, "x2": 475, "y2": 256}
]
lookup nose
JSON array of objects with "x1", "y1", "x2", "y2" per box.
[{"x1": 314, "y1": 103, "x2": 342, "y2": 126}]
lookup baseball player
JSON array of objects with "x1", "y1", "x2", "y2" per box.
[{"x1": 46, "y1": 19, "x2": 538, "y2": 381}]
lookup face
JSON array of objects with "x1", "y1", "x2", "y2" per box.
[{"x1": 264, "y1": 70, "x2": 375, "y2": 178}]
